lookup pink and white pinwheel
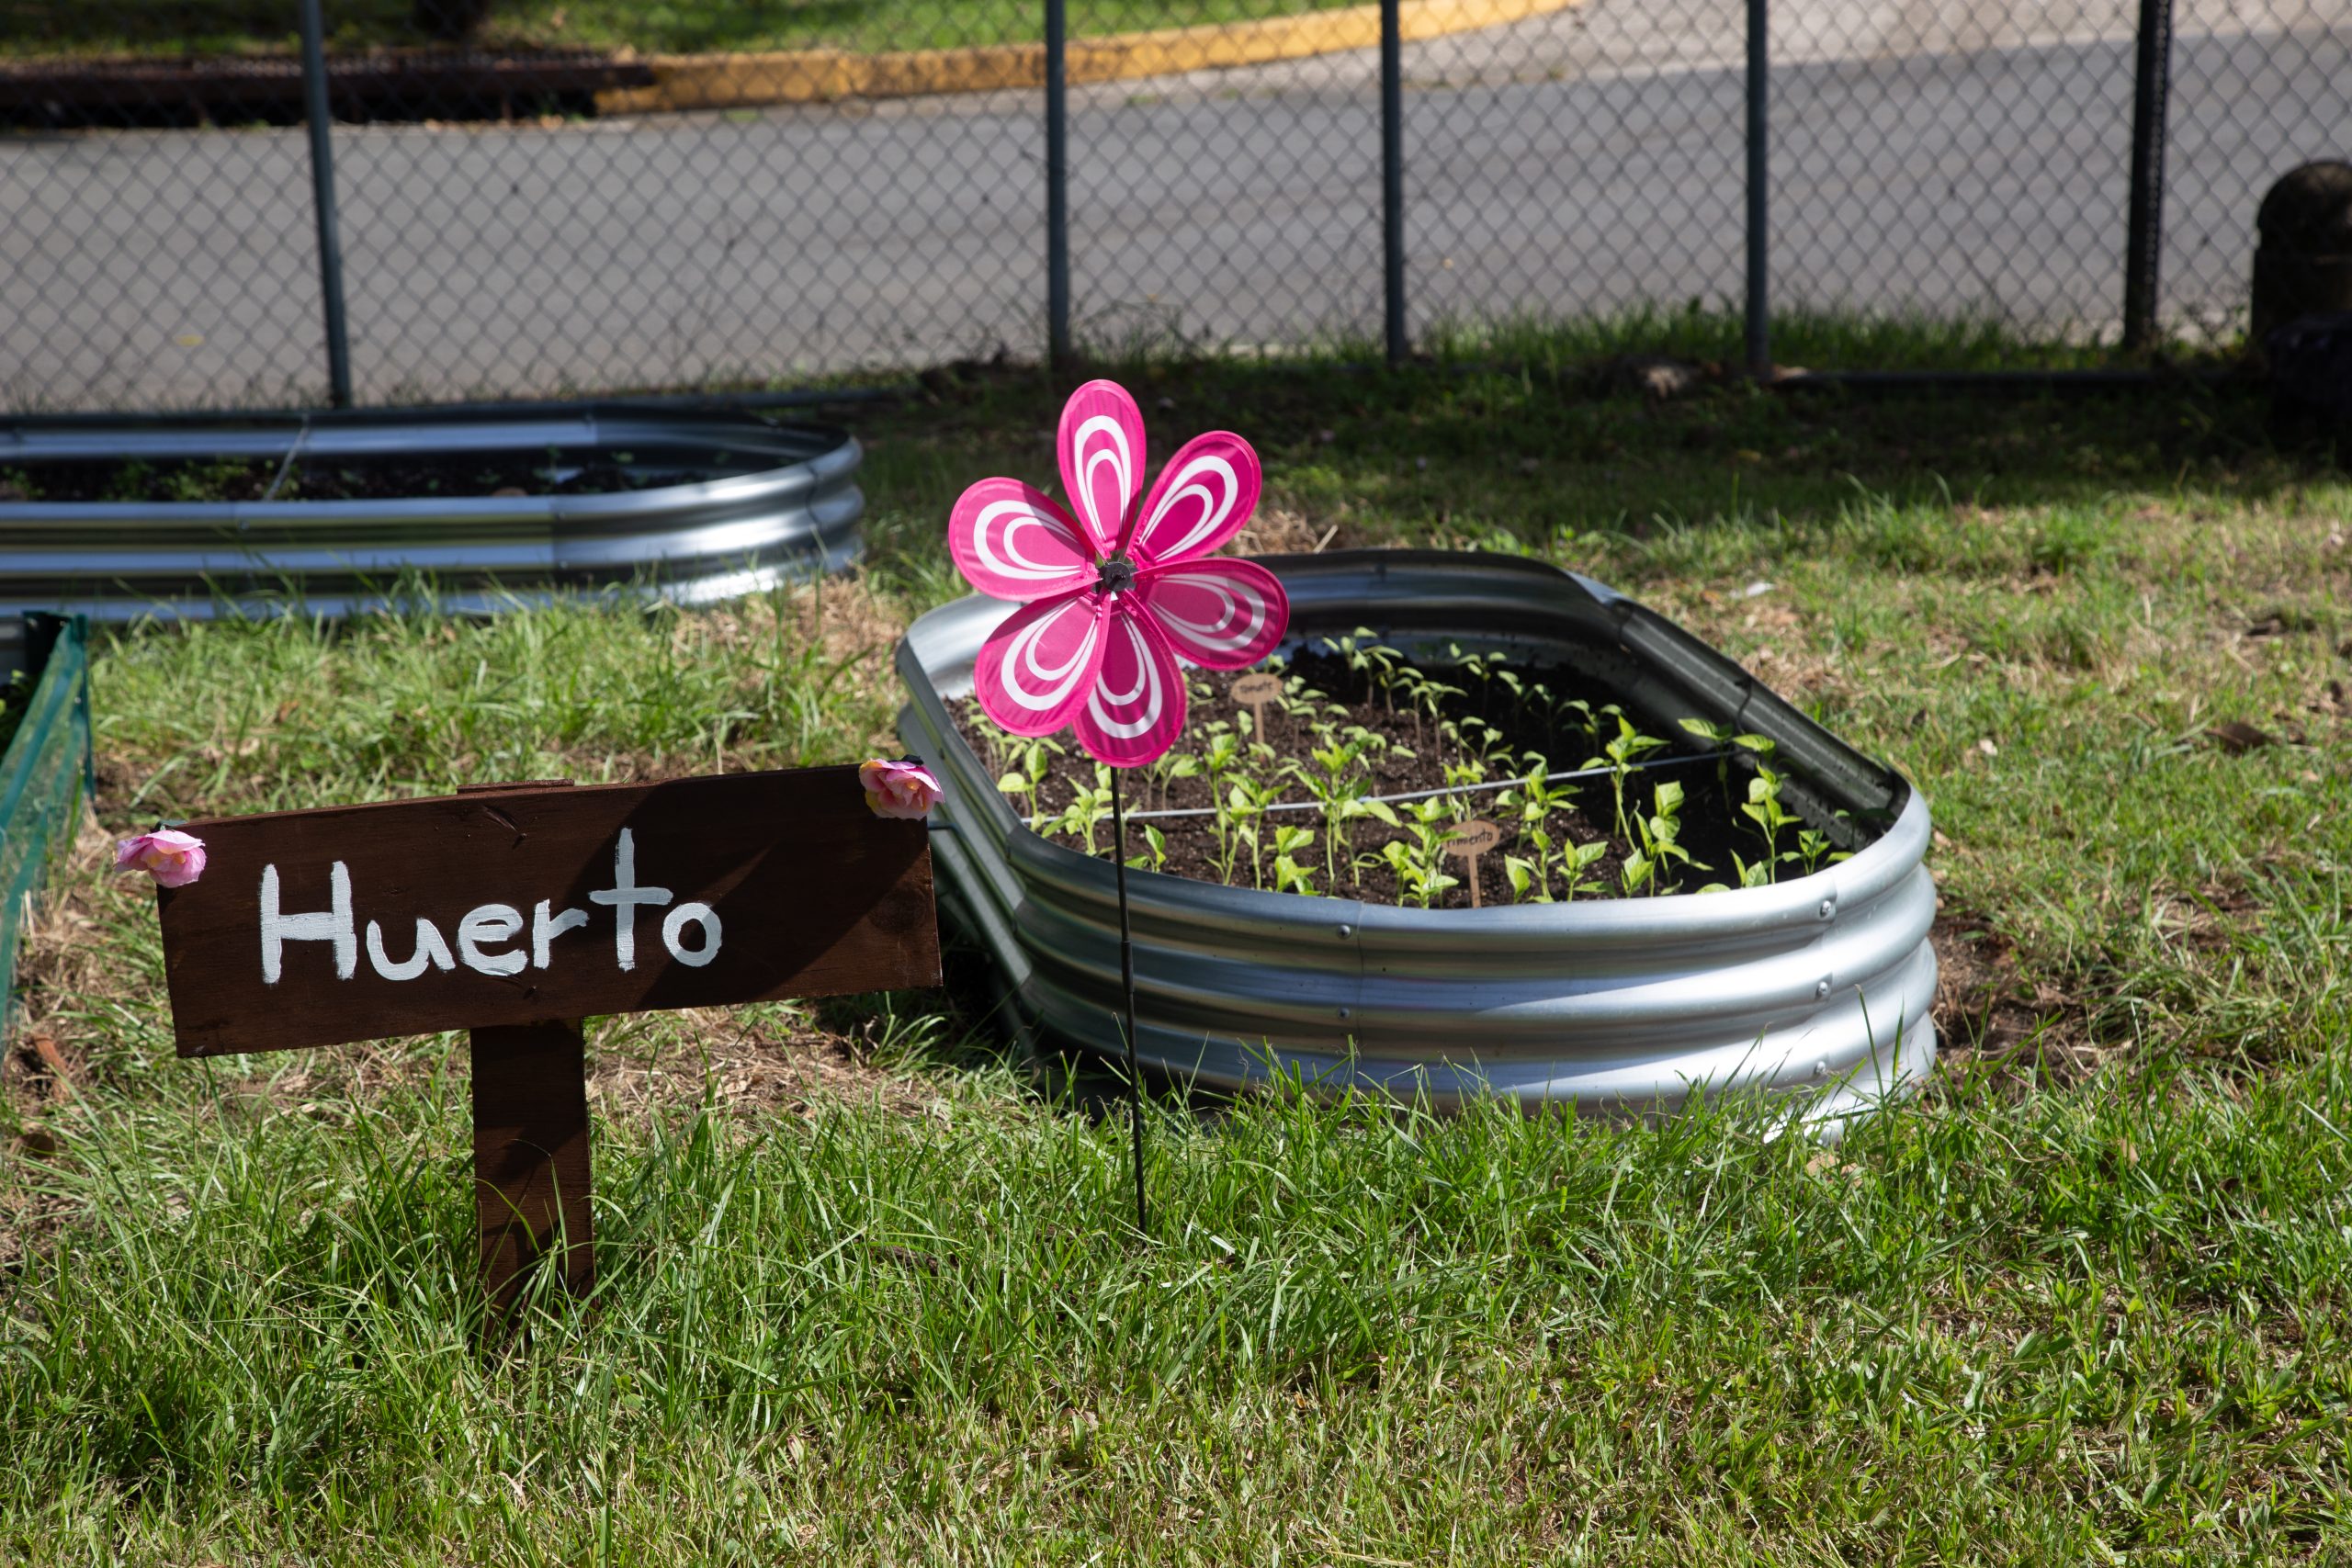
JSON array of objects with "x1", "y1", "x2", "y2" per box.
[{"x1": 949, "y1": 379, "x2": 1289, "y2": 768}]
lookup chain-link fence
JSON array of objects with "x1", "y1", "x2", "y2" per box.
[{"x1": 2, "y1": 0, "x2": 2344, "y2": 411}]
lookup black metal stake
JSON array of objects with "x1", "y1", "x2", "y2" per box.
[
  {"x1": 298, "y1": 0, "x2": 354, "y2": 409},
  {"x1": 2122, "y1": 0, "x2": 2176, "y2": 351},
  {"x1": 1046, "y1": 0, "x2": 1072, "y2": 367},
  {"x1": 1744, "y1": 0, "x2": 1770, "y2": 378},
  {"x1": 1109, "y1": 765, "x2": 1146, "y2": 1235},
  {"x1": 1379, "y1": 0, "x2": 1408, "y2": 367}
]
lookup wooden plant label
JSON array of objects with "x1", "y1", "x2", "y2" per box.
[
  {"x1": 1230, "y1": 671, "x2": 1283, "y2": 739},
  {"x1": 153, "y1": 766, "x2": 938, "y2": 1310},
  {"x1": 1444, "y1": 818, "x2": 1503, "y2": 908}
]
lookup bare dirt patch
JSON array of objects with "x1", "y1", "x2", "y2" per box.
[
  {"x1": 1234, "y1": 506, "x2": 1349, "y2": 558},
  {"x1": 1929, "y1": 913, "x2": 2099, "y2": 1090},
  {"x1": 587, "y1": 1006, "x2": 955, "y2": 1127}
]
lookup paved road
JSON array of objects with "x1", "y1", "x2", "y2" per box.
[{"x1": 2, "y1": 1, "x2": 2344, "y2": 409}]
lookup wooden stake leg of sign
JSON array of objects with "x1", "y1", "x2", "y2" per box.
[{"x1": 471, "y1": 1019, "x2": 594, "y2": 1308}]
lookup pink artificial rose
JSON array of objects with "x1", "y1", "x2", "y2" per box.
[
  {"x1": 860, "y1": 759, "x2": 942, "y2": 820},
  {"x1": 115, "y1": 829, "x2": 208, "y2": 889}
]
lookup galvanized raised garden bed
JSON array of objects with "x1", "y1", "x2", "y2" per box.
[
  {"x1": 898, "y1": 550, "x2": 1937, "y2": 1128},
  {"x1": 0, "y1": 407, "x2": 862, "y2": 622},
  {"x1": 0, "y1": 614, "x2": 94, "y2": 1026}
]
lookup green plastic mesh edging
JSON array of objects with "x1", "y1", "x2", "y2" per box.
[{"x1": 0, "y1": 615, "x2": 94, "y2": 1032}]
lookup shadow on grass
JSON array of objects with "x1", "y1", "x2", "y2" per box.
[{"x1": 850, "y1": 310, "x2": 2331, "y2": 592}]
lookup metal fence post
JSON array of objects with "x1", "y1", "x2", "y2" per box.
[
  {"x1": 1744, "y1": 0, "x2": 1770, "y2": 377},
  {"x1": 298, "y1": 0, "x2": 354, "y2": 408},
  {"x1": 1046, "y1": 0, "x2": 1072, "y2": 367},
  {"x1": 2122, "y1": 0, "x2": 2175, "y2": 350},
  {"x1": 1380, "y1": 0, "x2": 1408, "y2": 367}
]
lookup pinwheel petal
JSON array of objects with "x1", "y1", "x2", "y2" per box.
[
  {"x1": 973, "y1": 590, "x2": 1108, "y2": 738},
  {"x1": 1122, "y1": 430, "x2": 1261, "y2": 566},
  {"x1": 1057, "y1": 379, "x2": 1147, "y2": 558},
  {"x1": 1074, "y1": 599, "x2": 1188, "y2": 768},
  {"x1": 949, "y1": 477, "x2": 1096, "y2": 601},
  {"x1": 1136, "y1": 558, "x2": 1289, "y2": 671}
]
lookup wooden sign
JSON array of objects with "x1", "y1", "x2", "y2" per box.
[
  {"x1": 1231, "y1": 671, "x2": 1282, "y2": 739},
  {"x1": 153, "y1": 766, "x2": 938, "y2": 1311},
  {"x1": 1444, "y1": 818, "x2": 1503, "y2": 908}
]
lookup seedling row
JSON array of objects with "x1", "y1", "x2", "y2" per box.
[{"x1": 957, "y1": 632, "x2": 1851, "y2": 910}]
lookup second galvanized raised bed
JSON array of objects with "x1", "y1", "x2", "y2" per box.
[
  {"x1": 0, "y1": 406, "x2": 863, "y2": 622},
  {"x1": 898, "y1": 550, "x2": 1938, "y2": 1129}
]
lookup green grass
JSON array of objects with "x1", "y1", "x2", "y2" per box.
[
  {"x1": 3, "y1": 0, "x2": 1374, "y2": 60},
  {"x1": 7, "y1": 325, "x2": 2352, "y2": 1561}
]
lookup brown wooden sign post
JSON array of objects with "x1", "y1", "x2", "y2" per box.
[{"x1": 153, "y1": 766, "x2": 939, "y2": 1310}]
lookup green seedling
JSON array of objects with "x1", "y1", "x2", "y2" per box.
[
  {"x1": 1148, "y1": 750, "x2": 1201, "y2": 812},
  {"x1": 1678, "y1": 717, "x2": 1777, "y2": 797},
  {"x1": 1286, "y1": 734, "x2": 1399, "y2": 886},
  {"x1": 1453, "y1": 715, "x2": 1511, "y2": 767},
  {"x1": 1278, "y1": 675, "x2": 1332, "y2": 728},
  {"x1": 1506, "y1": 828, "x2": 1608, "y2": 903},
  {"x1": 1395, "y1": 666, "x2": 1463, "y2": 747},
  {"x1": 1447, "y1": 642, "x2": 1525, "y2": 720},
  {"x1": 1498, "y1": 760, "x2": 1581, "y2": 901},
  {"x1": 1742, "y1": 766, "x2": 1804, "y2": 882},
  {"x1": 1796, "y1": 827, "x2": 1850, "y2": 875},
  {"x1": 1702, "y1": 849, "x2": 1775, "y2": 894},
  {"x1": 994, "y1": 733, "x2": 1065, "y2": 811},
  {"x1": 1363, "y1": 797, "x2": 1468, "y2": 908},
  {"x1": 1271, "y1": 824, "x2": 1320, "y2": 896},
  {"x1": 1559, "y1": 837, "x2": 1610, "y2": 900},
  {"x1": 1202, "y1": 723, "x2": 1243, "y2": 868},
  {"x1": 1373, "y1": 838, "x2": 1459, "y2": 908},
  {"x1": 1224, "y1": 773, "x2": 1283, "y2": 887},
  {"x1": 1588, "y1": 713, "x2": 1668, "y2": 844},
  {"x1": 967, "y1": 712, "x2": 1011, "y2": 782},
  {"x1": 1500, "y1": 758, "x2": 1578, "y2": 832},
  {"x1": 1125, "y1": 821, "x2": 1169, "y2": 874},
  {"x1": 1321, "y1": 627, "x2": 1402, "y2": 711},
  {"x1": 1504, "y1": 841, "x2": 1551, "y2": 902},
  {"x1": 1627, "y1": 779, "x2": 1706, "y2": 896},
  {"x1": 1405, "y1": 795, "x2": 1462, "y2": 872},
  {"x1": 1442, "y1": 754, "x2": 1488, "y2": 790},
  {"x1": 1553, "y1": 694, "x2": 1600, "y2": 749},
  {"x1": 1051, "y1": 763, "x2": 1115, "y2": 855}
]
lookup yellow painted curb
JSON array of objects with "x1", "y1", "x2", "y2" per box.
[{"x1": 596, "y1": 0, "x2": 1577, "y2": 115}]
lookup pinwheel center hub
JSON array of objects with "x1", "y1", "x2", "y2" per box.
[{"x1": 1094, "y1": 556, "x2": 1137, "y2": 595}]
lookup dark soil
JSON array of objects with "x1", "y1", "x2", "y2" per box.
[
  {"x1": 956, "y1": 646, "x2": 1831, "y2": 910},
  {"x1": 0, "y1": 450, "x2": 740, "y2": 504}
]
